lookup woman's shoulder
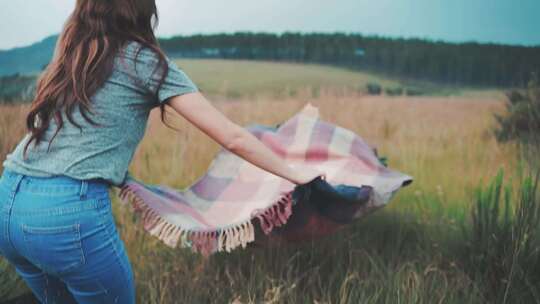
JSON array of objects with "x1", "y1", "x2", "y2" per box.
[
  {"x1": 119, "y1": 40, "x2": 161, "y2": 62},
  {"x1": 114, "y1": 40, "x2": 166, "y2": 78},
  {"x1": 113, "y1": 41, "x2": 174, "y2": 89}
]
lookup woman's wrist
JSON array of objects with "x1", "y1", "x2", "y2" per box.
[
  {"x1": 285, "y1": 165, "x2": 324, "y2": 185},
  {"x1": 285, "y1": 167, "x2": 303, "y2": 185}
]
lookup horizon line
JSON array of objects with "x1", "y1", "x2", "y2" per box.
[{"x1": 2, "y1": 30, "x2": 539, "y2": 52}]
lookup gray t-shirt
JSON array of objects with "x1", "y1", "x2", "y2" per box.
[{"x1": 2, "y1": 41, "x2": 198, "y2": 187}]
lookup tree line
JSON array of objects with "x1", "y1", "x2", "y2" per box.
[
  {"x1": 0, "y1": 73, "x2": 36, "y2": 103},
  {"x1": 159, "y1": 32, "x2": 540, "y2": 87}
]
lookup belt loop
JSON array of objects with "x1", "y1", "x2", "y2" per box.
[{"x1": 80, "y1": 180, "x2": 88, "y2": 199}]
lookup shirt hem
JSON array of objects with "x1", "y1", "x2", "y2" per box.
[{"x1": 2, "y1": 161, "x2": 122, "y2": 188}]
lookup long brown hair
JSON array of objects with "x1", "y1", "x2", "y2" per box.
[{"x1": 23, "y1": 0, "x2": 171, "y2": 158}]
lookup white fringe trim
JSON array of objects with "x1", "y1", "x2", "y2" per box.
[{"x1": 118, "y1": 184, "x2": 294, "y2": 257}]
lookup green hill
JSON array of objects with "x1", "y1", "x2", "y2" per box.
[{"x1": 0, "y1": 59, "x2": 501, "y2": 103}]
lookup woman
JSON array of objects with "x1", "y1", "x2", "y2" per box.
[{"x1": 0, "y1": 1, "x2": 322, "y2": 303}]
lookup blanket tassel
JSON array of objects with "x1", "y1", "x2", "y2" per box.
[{"x1": 118, "y1": 185, "x2": 294, "y2": 255}]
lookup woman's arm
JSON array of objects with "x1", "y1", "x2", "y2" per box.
[{"x1": 165, "y1": 92, "x2": 324, "y2": 185}]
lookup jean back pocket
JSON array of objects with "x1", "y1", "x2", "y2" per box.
[{"x1": 22, "y1": 223, "x2": 86, "y2": 275}]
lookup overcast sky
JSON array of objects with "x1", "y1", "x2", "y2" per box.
[{"x1": 0, "y1": 0, "x2": 538, "y2": 50}]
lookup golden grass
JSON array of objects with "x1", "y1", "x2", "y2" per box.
[
  {"x1": 174, "y1": 59, "x2": 507, "y2": 101},
  {"x1": 120, "y1": 87, "x2": 522, "y2": 302},
  {"x1": 134, "y1": 93, "x2": 517, "y2": 209},
  {"x1": 0, "y1": 104, "x2": 28, "y2": 165},
  {"x1": 0, "y1": 60, "x2": 523, "y2": 303},
  {"x1": 175, "y1": 59, "x2": 401, "y2": 99}
]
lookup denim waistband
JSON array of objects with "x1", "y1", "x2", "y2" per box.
[{"x1": 0, "y1": 168, "x2": 110, "y2": 197}]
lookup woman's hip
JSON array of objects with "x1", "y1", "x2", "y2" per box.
[
  {"x1": 0, "y1": 168, "x2": 116, "y2": 265},
  {"x1": 0, "y1": 184, "x2": 134, "y2": 302},
  {"x1": 9, "y1": 194, "x2": 123, "y2": 276}
]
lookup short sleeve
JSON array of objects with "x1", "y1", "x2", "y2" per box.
[
  {"x1": 125, "y1": 42, "x2": 199, "y2": 105},
  {"x1": 144, "y1": 56, "x2": 199, "y2": 104}
]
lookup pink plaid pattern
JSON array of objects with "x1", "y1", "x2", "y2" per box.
[{"x1": 118, "y1": 103, "x2": 412, "y2": 256}]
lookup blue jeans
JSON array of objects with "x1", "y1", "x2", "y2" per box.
[{"x1": 0, "y1": 168, "x2": 135, "y2": 303}]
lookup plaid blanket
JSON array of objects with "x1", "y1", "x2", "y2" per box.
[{"x1": 118, "y1": 103, "x2": 413, "y2": 256}]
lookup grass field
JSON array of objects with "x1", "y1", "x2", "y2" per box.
[
  {"x1": 1, "y1": 59, "x2": 537, "y2": 303},
  {"x1": 173, "y1": 59, "x2": 505, "y2": 100}
]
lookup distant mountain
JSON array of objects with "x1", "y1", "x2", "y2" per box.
[{"x1": 0, "y1": 35, "x2": 58, "y2": 76}]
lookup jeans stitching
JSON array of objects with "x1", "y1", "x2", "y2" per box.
[
  {"x1": 22, "y1": 223, "x2": 79, "y2": 234},
  {"x1": 44, "y1": 272, "x2": 49, "y2": 304},
  {"x1": 2, "y1": 206, "x2": 7, "y2": 246},
  {"x1": 75, "y1": 223, "x2": 86, "y2": 267},
  {"x1": 13, "y1": 194, "x2": 110, "y2": 217},
  {"x1": 95, "y1": 199, "x2": 134, "y2": 295},
  {"x1": 3, "y1": 174, "x2": 24, "y2": 255},
  {"x1": 21, "y1": 222, "x2": 86, "y2": 275}
]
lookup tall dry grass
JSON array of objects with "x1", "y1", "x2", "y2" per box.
[
  {"x1": 112, "y1": 92, "x2": 520, "y2": 303},
  {"x1": 134, "y1": 93, "x2": 518, "y2": 215},
  {"x1": 0, "y1": 104, "x2": 28, "y2": 165},
  {"x1": 0, "y1": 61, "x2": 531, "y2": 303}
]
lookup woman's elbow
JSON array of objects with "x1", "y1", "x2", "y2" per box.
[{"x1": 223, "y1": 126, "x2": 249, "y2": 153}]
